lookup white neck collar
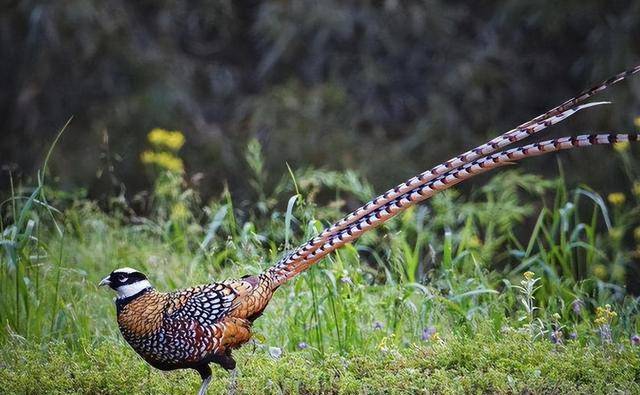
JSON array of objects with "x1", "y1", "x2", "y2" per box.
[{"x1": 116, "y1": 280, "x2": 153, "y2": 299}]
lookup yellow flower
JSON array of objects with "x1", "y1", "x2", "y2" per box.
[
  {"x1": 594, "y1": 316, "x2": 607, "y2": 326},
  {"x1": 607, "y1": 192, "x2": 626, "y2": 206},
  {"x1": 634, "y1": 116, "x2": 640, "y2": 129},
  {"x1": 147, "y1": 128, "x2": 185, "y2": 151},
  {"x1": 140, "y1": 150, "x2": 184, "y2": 172},
  {"x1": 613, "y1": 141, "x2": 629, "y2": 152},
  {"x1": 523, "y1": 271, "x2": 535, "y2": 281},
  {"x1": 594, "y1": 304, "x2": 617, "y2": 326},
  {"x1": 593, "y1": 264, "x2": 607, "y2": 280},
  {"x1": 171, "y1": 202, "x2": 189, "y2": 221},
  {"x1": 154, "y1": 152, "x2": 184, "y2": 172},
  {"x1": 140, "y1": 150, "x2": 156, "y2": 164}
]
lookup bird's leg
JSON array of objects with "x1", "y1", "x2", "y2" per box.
[
  {"x1": 216, "y1": 350, "x2": 238, "y2": 395},
  {"x1": 227, "y1": 368, "x2": 238, "y2": 395},
  {"x1": 196, "y1": 365, "x2": 212, "y2": 395},
  {"x1": 198, "y1": 376, "x2": 212, "y2": 395}
]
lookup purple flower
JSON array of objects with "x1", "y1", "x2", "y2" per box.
[
  {"x1": 550, "y1": 330, "x2": 563, "y2": 345},
  {"x1": 298, "y1": 342, "x2": 308, "y2": 350},
  {"x1": 569, "y1": 332, "x2": 578, "y2": 340},
  {"x1": 571, "y1": 299, "x2": 584, "y2": 315},
  {"x1": 340, "y1": 276, "x2": 352, "y2": 284},
  {"x1": 421, "y1": 326, "x2": 437, "y2": 341},
  {"x1": 631, "y1": 334, "x2": 640, "y2": 346},
  {"x1": 373, "y1": 321, "x2": 384, "y2": 330},
  {"x1": 599, "y1": 324, "x2": 612, "y2": 344}
]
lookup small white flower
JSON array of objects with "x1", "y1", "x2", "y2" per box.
[{"x1": 268, "y1": 346, "x2": 282, "y2": 359}]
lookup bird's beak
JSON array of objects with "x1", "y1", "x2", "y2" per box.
[{"x1": 99, "y1": 276, "x2": 111, "y2": 287}]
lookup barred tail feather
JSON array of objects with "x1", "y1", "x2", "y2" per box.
[
  {"x1": 275, "y1": 64, "x2": 640, "y2": 272},
  {"x1": 526, "y1": 65, "x2": 640, "y2": 125},
  {"x1": 267, "y1": 133, "x2": 638, "y2": 285}
]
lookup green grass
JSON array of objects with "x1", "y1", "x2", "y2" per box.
[
  {"x1": 1, "y1": 138, "x2": 640, "y2": 393},
  {"x1": 2, "y1": 331, "x2": 639, "y2": 394}
]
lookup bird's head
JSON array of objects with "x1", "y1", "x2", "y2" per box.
[{"x1": 99, "y1": 267, "x2": 153, "y2": 299}]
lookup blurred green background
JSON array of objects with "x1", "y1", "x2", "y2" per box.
[
  {"x1": 3, "y1": 6, "x2": 640, "y2": 389},
  {"x1": 1, "y1": 1, "x2": 640, "y2": 203}
]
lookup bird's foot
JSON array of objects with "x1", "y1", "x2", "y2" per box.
[
  {"x1": 227, "y1": 368, "x2": 238, "y2": 395},
  {"x1": 198, "y1": 375, "x2": 212, "y2": 395}
]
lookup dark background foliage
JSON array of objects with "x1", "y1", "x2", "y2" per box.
[{"x1": 1, "y1": 0, "x2": 640, "y2": 203}]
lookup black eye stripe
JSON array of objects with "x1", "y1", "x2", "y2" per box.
[{"x1": 111, "y1": 271, "x2": 147, "y2": 284}]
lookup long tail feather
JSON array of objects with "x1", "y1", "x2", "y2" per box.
[
  {"x1": 275, "y1": 64, "x2": 640, "y2": 273},
  {"x1": 267, "y1": 133, "x2": 638, "y2": 285}
]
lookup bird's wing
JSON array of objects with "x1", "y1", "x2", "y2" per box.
[{"x1": 166, "y1": 283, "x2": 238, "y2": 326}]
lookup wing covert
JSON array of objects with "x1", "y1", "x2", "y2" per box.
[{"x1": 166, "y1": 283, "x2": 237, "y2": 326}]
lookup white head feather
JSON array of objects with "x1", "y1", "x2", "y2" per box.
[
  {"x1": 113, "y1": 267, "x2": 139, "y2": 274},
  {"x1": 116, "y1": 280, "x2": 153, "y2": 299}
]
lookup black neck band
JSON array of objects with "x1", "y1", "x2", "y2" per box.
[{"x1": 115, "y1": 287, "x2": 153, "y2": 312}]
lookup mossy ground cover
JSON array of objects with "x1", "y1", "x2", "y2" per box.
[{"x1": 2, "y1": 332, "x2": 639, "y2": 394}]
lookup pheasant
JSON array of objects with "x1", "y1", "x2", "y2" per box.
[{"x1": 100, "y1": 64, "x2": 640, "y2": 395}]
